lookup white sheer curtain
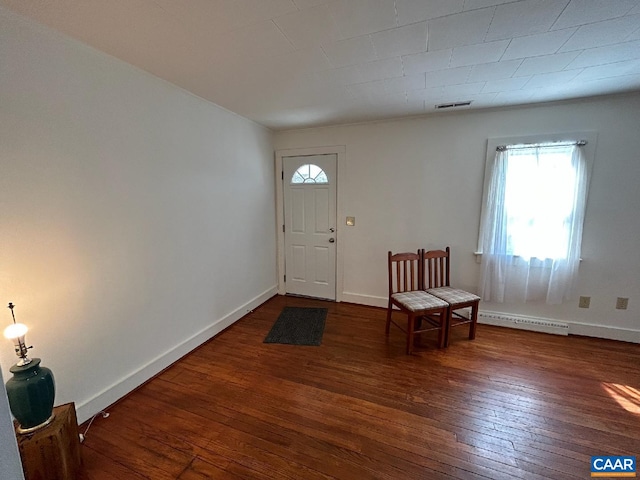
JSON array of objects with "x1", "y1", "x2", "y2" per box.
[{"x1": 479, "y1": 143, "x2": 588, "y2": 304}]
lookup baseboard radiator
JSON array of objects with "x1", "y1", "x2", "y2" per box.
[{"x1": 478, "y1": 310, "x2": 569, "y2": 336}]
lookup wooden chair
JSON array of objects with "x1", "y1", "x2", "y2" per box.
[
  {"x1": 421, "y1": 247, "x2": 480, "y2": 347},
  {"x1": 386, "y1": 251, "x2": 449, "y2": 354}
]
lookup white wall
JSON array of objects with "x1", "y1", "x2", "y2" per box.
[
  {"x1": 274, "y1": 94, "x2": 640, "y2": 342},
  {"x1": 0, "y1": 5, "x2": 276, "y2": 425}
]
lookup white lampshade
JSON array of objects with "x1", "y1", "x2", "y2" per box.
[{"x1": 3, "y1": 323, "x2": 28, "y2": 341}]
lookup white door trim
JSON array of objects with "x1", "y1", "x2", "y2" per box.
[{"x1": 275, "y1": 145, "x2": 346, "y2": 302}]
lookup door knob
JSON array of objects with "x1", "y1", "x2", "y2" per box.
[
  {"x1": 329, "y1": 238, "x2": 335, "y2": 243},
  {"x1": 329, "y1": 228, "x2": 335, "y2": 232}
]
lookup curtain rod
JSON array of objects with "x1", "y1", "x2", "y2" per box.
[{"x1": 496, "y1": 140, "x2": 587, "y2": 151}]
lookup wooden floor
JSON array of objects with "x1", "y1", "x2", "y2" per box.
[{"x1": 77, "y1": 295, "x2": 640, "y2": 480}]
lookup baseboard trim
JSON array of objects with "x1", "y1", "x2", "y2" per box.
[
  {"x1": 75, "y1": 286, "x2": 277, "y2": 424},
  {"x1": 342, "y1": 295, "x2": 640, "y2": 344},
  {"x1": 568, "y1": 321, "x2": 640, "y2": 344},
  {"x1": 341, "y1": 292, "x2": 388, "y2": 308},
  {"x1": 479, "y1": 309, "x2": 640, "y2": 344}
]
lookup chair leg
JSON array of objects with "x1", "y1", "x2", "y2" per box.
[
  {"x1": 438, "y1": 308, "x2": 447, "y2": 349},
  {"x1": 385, "y1": 300, "x2": 392, "y2": 335},
  {"x1": 445, "y1": 307, "x2": 453, "y2": 348},
  {"x1": 406, "y1": 314, "x2": 415, "y2": 355},
  {"x1": 469, "y1": 302, "x2": 478, "y2": 340}
]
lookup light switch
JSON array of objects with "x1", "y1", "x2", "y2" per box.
[{"x1": 346, "y1": 216, "x2": 355, "y2": 226}]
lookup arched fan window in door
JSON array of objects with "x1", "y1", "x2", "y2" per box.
[{"x1": 291, "y1": 164, "x2": 328, "y2": 184}]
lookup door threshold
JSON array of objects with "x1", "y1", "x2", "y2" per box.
[{"x1": 285, "y1": 293, "x2": 336, "y2": 302}]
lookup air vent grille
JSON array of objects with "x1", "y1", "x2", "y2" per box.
[{"x1": 435, "y1": 101, "x2": 472, "y2": 109}]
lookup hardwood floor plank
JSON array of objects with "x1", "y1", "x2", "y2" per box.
[
  {"x1": 176, "y1": 457, "x2": 245, "y2": 480},
  {"x1": 77, "y1": 445, "x2": 148, "y2": 480},
  {"x1": 77, "y1": 295, "x2": 640, "y2": 479},
  {"x1": 84, "y1": 421, "x2": 193, "y2": 479}
]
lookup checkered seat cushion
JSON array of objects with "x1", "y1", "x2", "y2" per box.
[
  {"x1": 427, "y1": 286, "x2": 480, "y2": 305},
  {"x1": 391, "y1": 291, "x2": 448, "y2": 312}
]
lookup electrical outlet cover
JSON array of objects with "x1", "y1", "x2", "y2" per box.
[
  {"x1": 579, "y1": 296, "x2": 590, "y2": 308},
  {"x1": 616, "y1": 297, "x2": 629, "y2": 310}
]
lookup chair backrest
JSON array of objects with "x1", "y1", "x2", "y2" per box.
[
  {"x1": 422, "y1": 247, "x2": 451, "y2": 289},
  {"x1": 388, "y1": 251, "x2": 421, "y2": 295}
]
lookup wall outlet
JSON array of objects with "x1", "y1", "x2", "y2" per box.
[
  {"x1": 579, "y1": 296, "x2": 591, "y2": 308},
  {"x1": 616, "y1": 297, "x2": 629, "y2": 310}
]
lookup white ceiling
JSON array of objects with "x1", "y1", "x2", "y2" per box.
[{"x1": 3, "y1": 0, "x2": 640, "y2": 130}]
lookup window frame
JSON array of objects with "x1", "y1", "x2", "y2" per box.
[{"x1": 476, "y1": 131, "x2": 598, "y2": 258}]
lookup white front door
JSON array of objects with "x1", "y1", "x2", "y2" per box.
[{"x1": 283, "y1": 154, "x2": 337, "y2": 300}]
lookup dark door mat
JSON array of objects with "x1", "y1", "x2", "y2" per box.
[{"x1": 263, "y1": 307, "x2": 328, "y2": 346}]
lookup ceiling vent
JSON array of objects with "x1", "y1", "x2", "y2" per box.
[{"x1": 435, "y1": 101, "x2": 472, "y2": 109}]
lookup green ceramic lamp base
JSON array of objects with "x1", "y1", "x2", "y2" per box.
[{"x1": 6, "y1": 358, "x2": 56, "y2": 432}]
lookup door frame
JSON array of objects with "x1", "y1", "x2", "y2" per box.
[{"x1": 275, "y1": 145, "x2": 346, "y2": 302}]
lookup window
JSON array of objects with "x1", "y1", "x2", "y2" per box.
[
  {"x1": 499, "y1": 143, "x2": 581, "y2": 259},
  {"x1": 478, "y1": 133, "x2": 595, "y2": 304},
  {"x1": 291, "y1": 164, "x2": 328, "y2": 184}
]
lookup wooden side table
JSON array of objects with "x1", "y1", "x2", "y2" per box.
[{"x1": 14, "y1": 402, "x2": 82, "y2": 480}]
